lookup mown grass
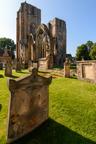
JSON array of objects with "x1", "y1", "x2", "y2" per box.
[
  {"x1": 0, "y1": 70, "x2": 96, "y2": 144},
  {"x1": 49, "y1": 78, "x2": 96, "y2": 143}
]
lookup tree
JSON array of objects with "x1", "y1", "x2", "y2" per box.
[
  {"x1": 90, "y1": 43, "x2": 96, "y2": 60},
  {"x1": 86, "y1": 40, "x2": 93, "y2": 51},
  {"x1": 0, "y1": 37, "x2": 16, "y2": 59},
  {"x1": 76, "y1": 44, "x2": 90, "y2": 60}
]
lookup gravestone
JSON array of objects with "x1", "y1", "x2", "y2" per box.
[
  {"x1": 28, "y1": 60, "x2": 32, "y2": 68},
  {"x1": 5, "y1": 61, "x2": 12, "y2": 77},
  {"x1": 32, "y1": 62, "x2": 38, "y2": 69},
  {"x1": 7, "y1": 68, "x2": 52, "y2": 143},
  {"x1": 16, "y1": 60, "x2": 21, "y2": 71},
  {"x1": 28, "y1": 60, "x2": 33, "y2": 72},
  {"x1": 38, "y1": 58, "x2": 49, "y2": 70},
  {"x1": 77, "y1": 60, "x2": 96, "y2": 83},
  {"x1": 64, "y1": 58, "x2": 70, "y2": 78},
  {"x1": 3, "y1": 48, "x2": 9, "y2": 57},
  {"x1": 12, "y1": 59, "x2": 17, "y2": 69}
]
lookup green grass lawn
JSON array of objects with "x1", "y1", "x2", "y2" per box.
[{"x1": 0, "y1": 70, "x2": 96, "y2": 144}]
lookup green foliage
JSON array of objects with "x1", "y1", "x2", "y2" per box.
[
  {"x1": 76, "y1": 41, "x2": 95, "y2": 60},
  {"x1": 0, "y1": 37, "x2": 16, "y2": 50},
  {"x1": 0, "y1": 37, "x2": 16, "y2": 59},
  {"x1": 76, "y1": 44, "x2": 90, "y2": 60},
  {"x1": 86, "y1": 40, "x2": 93, "y2": 50},
  {"x1": 0, "y1": 70, "x2": 96, "y2": 143},
  {"x1": 90, "y1": 43, "x2": 96, "y2": 60}
]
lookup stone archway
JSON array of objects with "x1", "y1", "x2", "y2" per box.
[
  {"x1": 36, "y1": 24, "x2": 53, "y2": 69},
  {"x1": 36, "y1": 24, "x2": 51, "y2": 58}
]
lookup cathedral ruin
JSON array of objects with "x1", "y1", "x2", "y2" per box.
[{"x1": 16, "y1": 2, "x2": 66, "y2": 69}]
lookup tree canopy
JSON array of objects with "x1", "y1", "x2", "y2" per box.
[
  {"x1": 86, "y1": 40, "x2": 93, "y2": 51},
  {"x1": 90, "y1": 43, "x2": 96, "y2": 60},
  {"x1": 76, "y1": 44, "x2": 90, "y2": 60},
  {"x1": 0, "y1": 37, "x2": 16, "y2": 59},
  {"x1": 0, "y1": 37, "x2": 16, "y2": 50},
  {"x1": 76, "y1": 40, "x2": 96, "y2": 60}
]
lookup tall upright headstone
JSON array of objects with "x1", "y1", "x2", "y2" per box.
[
  {"x1": 5, "y1": 61, "x2": 12, "y2": 77},
  {"x1": 16, "y1": 60, "x2": 21, "y2": 72},
  {"x1": 7, "y1": 68, "x2": 52, "y2": 143},
  {"x1": 64, "y1": 58, "x2": 70, "y2": 78}
]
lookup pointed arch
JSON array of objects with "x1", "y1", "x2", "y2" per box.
[{"x1": 36, "y1": 24, "x2": 51, "y2": 59}]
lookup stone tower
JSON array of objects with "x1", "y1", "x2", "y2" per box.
[
  {"x1": 48, "y1": 18, "x2": 66, "y2": 67},
  {"x1": 16, "y1": 2, "x2": 41, "y2": 65},
  {"x1": 16, "y1": 2, "x2": 66, "y2": 69}
]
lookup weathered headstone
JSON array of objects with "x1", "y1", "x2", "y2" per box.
[
  {"x1": 3, "y1": 48, "x2": 9, "y2": 57},
  {"x1": 12, "y1": 59, "x2": 17, "y2": 69},
  {"x1": 7, "y1": 68, "x2": 52, "y2": 143},
  {"x1": 28, "y1": 60, "x2": 33, "y2": 72},
  {"x1": 64, "y1": 58, "x2": 70, "y2": 78},
  {"x1": 77, "y1": 60, "x2": 96, "y2": 83},
  {"x1": 16, "y1": 60, "x2": 21, "y2": 71},
  {"x1": 5, "y1": 61, "x2": 12, "y2": 77},
  {"x1": 38, "y1": 58, "x2": 49, "y2": 70},
  {"x1": 32, "y1": 62, "x2": 38, "y2": 69}
]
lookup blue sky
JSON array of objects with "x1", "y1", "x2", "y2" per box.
[{"x1": 0, "y1": 0, "x2": 96, "y2": 56}]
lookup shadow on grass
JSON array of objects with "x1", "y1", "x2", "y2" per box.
[
  {"x1": 16, "y1": 71, "x2": 29, "y2": 74},
  {"x1": 0, "y1": 104, "x2": 2, "y2": 111},
  {"x1": 70, "y1": 76, "x2": 77, "y2": 79},
  {"x1": 13, "y1": 118, "x2": 95, "y2": 144},
  {"x1": 38, "y1": 71, "x2": 50, "y2": 74},
  {"x1": 9, "y1": 75, "x2": 19, "y2": 78},
  {"x1": 0, "y1": 74, "x2": 4, "y2": 78}
]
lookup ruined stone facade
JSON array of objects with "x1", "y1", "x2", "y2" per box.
[
  {"x1": 48, "y1": 18, "x2": 66, "y2": 67},
  {"x1": 16, "y1": 2, "x2": 41, "y2": 66},
  {"x1": 16, "y1": 2, "x2": 66, "y2": 68}
]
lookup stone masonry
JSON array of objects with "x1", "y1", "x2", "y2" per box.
[
  {"x1": 77, "y1": 60, "x2": 96, "y2": 83},
  {"x1": 16, "y1": 2, "x2": 41, "y2": 65},
  {"x1": 64, "y1": 58, "x2": 70, "y2": 78},
  {"x1": 16, "y1": 2, "x2": 66, "y2": 69}
]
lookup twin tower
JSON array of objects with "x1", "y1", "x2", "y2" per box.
[{"x1": 16, "y1": 2, "x2": 66, "y2": 69}]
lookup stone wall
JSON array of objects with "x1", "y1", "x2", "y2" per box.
[
  {"x1": 77, "y1": 60, "x2": 96, "y2": 83},
  {"x1": 7, "y1": 68, "x2": 52, "y2": 143}
]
